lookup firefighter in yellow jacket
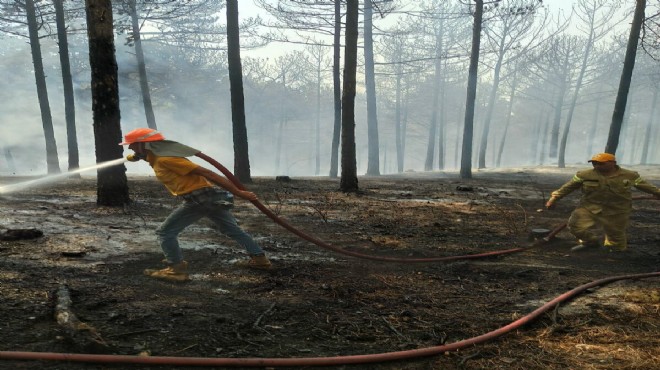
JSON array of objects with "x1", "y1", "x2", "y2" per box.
[{"x1": 545, "y1": 153, "x2": 660, "y2": 252}]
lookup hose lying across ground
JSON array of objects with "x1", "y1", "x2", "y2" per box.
[
  {"x1": 1, "y1": 271, "x2": 658, "y2": 367},
  {"x1": 1, "y1": 155, "x2": 657, "y2": 366},
  {"x1": 198, "y1": 153, "x2": 552, "y2": 262},
  {"x1": 199, "y1": 153, "x2": 656, "y2": 263}
]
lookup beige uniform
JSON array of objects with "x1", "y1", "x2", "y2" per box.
[{"x1": 550, "y1": 167, "x2": 660, "y2": 250}]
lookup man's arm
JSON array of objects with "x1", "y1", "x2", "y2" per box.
[
  {"x1": 190, "y1": 166, "x2": 257, "y2": 201},
  {"x1": 546, "y1": 174, "x2": 583, "y2": 209},
  {"x1": 633, "y1": 176, "x2": 660, "y2": 198}
]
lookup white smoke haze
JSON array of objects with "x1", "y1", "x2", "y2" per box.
[{"x1": 1, "y1": 0, "x2": 659, "y2": 178}]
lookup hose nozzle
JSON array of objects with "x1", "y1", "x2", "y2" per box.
[{"x1": 126, "y1": 153, "x2": 145, "y2": 162}]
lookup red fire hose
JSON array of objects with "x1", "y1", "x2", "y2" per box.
[
  {"x1": 196, "y1": 153, "x2": 536, "y2": 262},
  {"x1": 1, "y1": 271, "x2": 657, "y2": 366},
  {"x1": 195, "y1": 154, "x2": 660, "y2": 262}
]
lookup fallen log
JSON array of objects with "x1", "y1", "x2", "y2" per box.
[
  {"x1": 54, "y1": 284, "x2": 111, "y2": 353},
  {"x1": 0, "y1": 228, "x2": 43, "y2": 241}
]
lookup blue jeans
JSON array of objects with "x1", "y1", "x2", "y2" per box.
[{"x1": 156, "y1": 187, "x2": 263, "y2": 264}]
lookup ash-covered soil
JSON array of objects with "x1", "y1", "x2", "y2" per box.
[{"x1": 0, "y1": 167, "x2": 659, "y2": 370}]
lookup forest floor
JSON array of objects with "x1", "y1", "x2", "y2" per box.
[{"x1": 0, "y1": 166, "x2": 659, "y2": 370}]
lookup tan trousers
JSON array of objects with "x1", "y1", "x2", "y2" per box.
[{"x1": 567, "y1": 208, "x2": 629, "y2": 250}]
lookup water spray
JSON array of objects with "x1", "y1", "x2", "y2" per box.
[{"x1": 0, "y1": 157, "x2": 127, "y2": 195}]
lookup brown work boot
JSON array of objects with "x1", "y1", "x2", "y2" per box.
[
  {"x1": 236, "y1": 255, "x2": 272, "y2": 270},
  {"x1": 144, "y1": 261, "x2": 190, "y2": 282}
]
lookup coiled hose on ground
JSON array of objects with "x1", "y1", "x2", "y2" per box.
[
  {"x1": 1, "y1": 155, "x2": 657, "y2": 366},
  {"x1": 1, "y1": 271, "x2": 658, "y2": 366}
]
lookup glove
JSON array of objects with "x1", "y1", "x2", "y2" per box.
[
  {"x1": 545, "y1": 197, "x2": 558, "y2": 210},
  {"x1": 126, "y1": 153, "x2": 145, "y2": 162}
]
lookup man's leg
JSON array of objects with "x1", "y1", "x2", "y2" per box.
[
  {"x1": 156, "y1": 202, "x2": 205, "y2": 263},
  {"x1": 206, "y1": 207, "x2": 263, "y2": 255},
  {"x1": 144, "y1": 202, "x2": 205, "y2": 281},
  {"x1": 568, "y1": 208, "x2": 601, "y2": 250},
  {"x1": 205, "y1": 206, "x2": 271, "y2": 269},
  {"x1": 601, "y1": 213, "x2": 629, "y2": 251}
]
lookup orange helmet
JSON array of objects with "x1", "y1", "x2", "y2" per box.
[
  {"x1": 118, "y1": 128, "x2": 165, "y2": 145},
  {"x1": 588, "y1": 153, "x2": 616, "y2": 163}
]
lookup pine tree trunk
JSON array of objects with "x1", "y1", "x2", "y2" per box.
[
  {"x1": 226, "y1": 0, "x2": 252, "y2": 183},
  {"x1": 85, "y1": 0, "x2": 130, "y2": 206},
  {"x1": 460, "y1": 0, "x2": 483, "y2": 179},
  {"x1": 129, "y1": 0, "x2": 157, "y2": 129},
  {"x1": 329, "y1": 0, "x2": 342, "y2": 178},
  {"x1": 339, "y1": 0, "x2": 359, "y2": 192},
  {"x1": 26, "y1": 0, "x2": 60, "y2": 174},
  {"x1": 54, "y1": 0, "x2": 79, "y2": 173},
  {"x1": 606, "y1": 0, "x2": 645, "y2": 154},
  {"x1": 364, "y1": 0, "x2": 380, "y2": 176}
]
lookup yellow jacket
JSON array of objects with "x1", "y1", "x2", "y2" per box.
[{"x1": 551, "y1": 167, "x2": 660, "y2": 215}]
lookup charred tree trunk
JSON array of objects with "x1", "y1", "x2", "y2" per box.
[
  {"x1": 460, "y1": 0, "x2": 483, "y2": 179},
  {"x1": 340, "y1": 0, "x2": 358, "y2": 192},
  {"x1": 315, "y1": 53, "x2": 321, "y2": 175},
  {"x1": 26, "y1": 0, "x2": 60, "y2": 174},
  {"x1": 54, "y1": 0, "x2": 79, "y2": 173},
  {"x1": 226, "y1": 0, "x2": 252, "y2": 183},
  {"x1": 549, "y1": 49, "x2": 570, "y2": 161},
  {"x1": 85, "y1": 0, "x2": 130, "y2": 206},
  {"x1": 329, "y1": 0, "x2": 342, "y2": 178},
  {"x1": 129, "y1": 0, "x2": 157, "y2": 129},
  {"x1": 605, "y1": 0, "x2": 645, "y2": 155},
  {"x1": 559, "y1": 36, "x2": 595, "y2": 168},
  {"x1": 364, "y1": 0, "x2": 380, "y2": 176},
  {"x1": 477, "y1": 25, "x2": 507, "y2": 170},
  {"x1": 424, "y1": 19, "x2": 444, "y2": 172},
  {"x1": 394, "y1": 73, "x2": 403, "y2": 173}
]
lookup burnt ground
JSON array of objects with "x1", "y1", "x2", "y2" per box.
[{"x1": 0, "y1": 167, "x2": 659, "y2": 370}]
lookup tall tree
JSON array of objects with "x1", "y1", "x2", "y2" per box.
[
  {"x1": 304, "y1": 43, "x2": 331, "y2": 176},
  {"x1": 126, "y1": 0, "x2": 157, "y2": 129},
  {"x1": 85, "y1": 0, "x2": 130, "y2": 206},
  {"x1": 640, "y1": 0, "x2": 660, "y2": 59},
  {"x1": 253, "y1": 0, "x2": 343, "y2": 177},
  {"x1": 494, "y1": 64, "x2": 518, "y2": 167},
  {"x1": 271, "y1": 52, "x2": 306, "y2": 174},
  {"x1": 329, "y1": 0, "x2": 342, "y2": 178},
  {"x1": 606, "y1": 0, "x2": 646, "y2": 154},
  {"x1": 526, "y1": 35, "x2": 581, "y2": 162},
  {"x1": 378, "y1": 20, "x2": 426, "y2": 174},
  {"x1": 413, "y1": 0, "x2": 467, "y2": 172},
  {"x1": 340, "y1": 0, "x2": 359, "y2": 192},
  {"x1": 226, "y1": 0, "x2": 252, "y2": 183},
  {"x1": 114, "y1": 0, "x2": 227, "y2": 130},
  {"x1": 477, "y1": 0, "x2": 546, "y2": 169},
  {"x1": 26, "y1": 0, "x2": 61, "y2": 174},
  {"x1": 557, "y1": 0, "x2": 621, "y2": 168},
  {"x1": 460, "y1": 0, "x2": 484, "y2": 179},
  {"x1": 640, "y1": 88, "x2": 659, "y2": 163},
  {"x1": 54, "y1": 0, "x2": 79, "y2": 173},
  {"x1": 364, "y1": 0, "x2": 380, "y2": 176},
  {"x1": 423, "y1": 2, "x2": 447, "y2": 172}
]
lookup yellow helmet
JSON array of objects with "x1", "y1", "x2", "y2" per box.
[{"x1": 588, "y1": 153, "x2": 616, "y2": 162}]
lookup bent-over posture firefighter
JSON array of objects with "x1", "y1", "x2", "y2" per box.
[
  {"x1": 119, "y1": 128, "x2": 272, "y2": 282},
  {"x1": 545, "y1": 153, "x2": 660, "y2": 252}
]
